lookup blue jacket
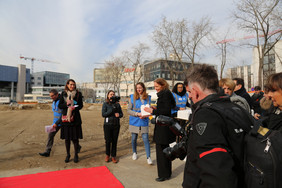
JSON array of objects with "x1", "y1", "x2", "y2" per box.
[
  {"x1": 171, "y1": 92, "x2": 189, "y2": 114},
  {"x1": 129, "y1": 94, "x2": 151, "y2": 127},
  {"x1": 52, "y1": 99, "x2": 62, "y2": 126}
]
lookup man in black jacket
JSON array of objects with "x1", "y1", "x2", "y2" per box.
[
  {"x1": 233, "y1": 78, "x2": 252, "y2": 109},
  {"x1": 182, "y1": 64, "x2": 252, "y2": 188}
]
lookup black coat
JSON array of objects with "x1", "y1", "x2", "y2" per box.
[
  {"x1": 152, "y1": 89, "x2": 176, "y2": 145},
  {"x1": 183, "y1": 94, "x2": 251, "y2": 188},
  {"x1": 58, "y1": 90, "x2": 83, "y2": 140},
  {"x1": 251, "y1": 91, "x2": 264, "y2": 113},
  {"x1": 235, "y1": 87, "x2": 252, "y2": 109},
  {"x1": 102, "y1": 102, "x2": 123, "y2": 126},
  {"x1": 262, "y1": 107, "x2": 282, "y2": 130},
  {"x1": 58, "y1": 91, "x2": 83, "y2": 125}
]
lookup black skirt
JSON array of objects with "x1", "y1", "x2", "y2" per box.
[{"x1": 60, "y1": 123, "x2": 83, "y2": 140}]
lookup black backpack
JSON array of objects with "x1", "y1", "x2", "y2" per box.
[
  {"x1": 244, "y1": 122, "x2": 282, "y2": 188},
  {"x1": 201, "y1": 101, "x2": 282, "y2": 188}
]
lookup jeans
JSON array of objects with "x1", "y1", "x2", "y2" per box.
[{"x1": 131, "y1": 132, "x2": 151, "y2": 158}]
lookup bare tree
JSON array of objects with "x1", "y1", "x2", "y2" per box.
[
  {"x1": 123, "y1": 42, "x2": 149, "y2": 86},
  {"x1": 104, "y1": 56, "x2": 125, "y2": 96},
  {"x1": 180, "y1": 16, "x2": 213, "y2": 69},
  {"x1": 151, "y1": 16, "x2": 213, "y2": 86},
  {"x1": 151, "y1": 17, "x2": 183, "y2": 86},
  {"x1": 233, "y1": 0, "x2": 282, "y2": 87}
]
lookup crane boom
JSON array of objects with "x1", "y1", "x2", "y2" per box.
[{"x1": 20, "y1": 56, "x2": 60, "y2": 73}]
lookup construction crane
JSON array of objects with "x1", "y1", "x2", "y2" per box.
[{"x1": 20, "y1": 55, "x2": 60, "y2": 73}]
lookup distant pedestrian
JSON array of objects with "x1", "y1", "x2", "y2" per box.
[{"x1": 102, "y1": 90, "x2": 123, "y2": 163}]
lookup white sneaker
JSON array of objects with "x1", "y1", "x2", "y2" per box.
[
  {"x1": 132, "y1": 152, "x2": 137, "y2": 160},
  {"x1": 147, "y1": 157, "x2": 153, "y2": 165}
]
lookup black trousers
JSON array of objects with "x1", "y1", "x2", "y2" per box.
[
  {"x1": 104, "y1": 124, "x2": 120, "y2": 157},
  {"x1": 156, "y1": 143, "x2": 172, "y2": 178}
]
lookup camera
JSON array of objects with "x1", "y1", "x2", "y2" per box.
[
  {"x1": 151, "y1": 115, "x2": 188, "y2": 161},
  {"x1": 110, "y1": 96, "x2": 121, "y2": 103}
]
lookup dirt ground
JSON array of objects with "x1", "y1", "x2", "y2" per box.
[{"x1": 0, "y1": 103, "x2": 155, "y2": 177}]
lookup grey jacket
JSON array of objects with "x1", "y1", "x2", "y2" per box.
[{"x1": 230, "y1": 93, "x2": 251, "y2": 113}]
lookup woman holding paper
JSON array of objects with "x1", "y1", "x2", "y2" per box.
[
  {"x1": 58, "y1": 79, "x2": 83, "y2": 163},
  {"x1": 144, "y1": 78, "x2": 176, "y2": 182},
  {"x1": 127, "y1": 82, "x2": 152, "y2": 165}
]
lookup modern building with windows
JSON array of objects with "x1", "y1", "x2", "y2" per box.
[
  {"x1": 0, "y1": 64, "x2": 30, "y2": 102},
  {"x1": 143, "y1": 59, "x2": 191, "y2": 93},
  {"x1": 227, "y1": 40, "x2": 282, "y2": 91},
  {"x1": 25, "y1": 71, "x2": 70, "y2": 102}
]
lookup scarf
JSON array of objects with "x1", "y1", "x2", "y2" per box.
[{"x1": 65, "y1": 90, "x2": 77, "y2": 122}]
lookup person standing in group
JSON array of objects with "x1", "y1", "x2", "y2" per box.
[
  {"x1": 171, "y1": 82, "x2": 189, "y2": 118},
  {"x1": 183, "y1": 64, "x2": 252, "y2": 188},
  {"x1": 128, "y1": 82, "x2": 152, "y2": 165},
  {"x1": 251, "y1": 86, "x2": 264, "y2": 114},
  {"x1": 219, "y1": 78, "x2": 250, "y2": 113},
  {"x1": 233, "y1": 77, "x2": 253, "y2": 109},
  {"x1": 39, "y1": 89, "x2": 62, "y2": 157},
  {"x1": 58, "y1": 79, "x2": 83, "y2": 163},
  {"x1": 262, "y1": 72, "x2": 282, "y2": 129},
  {"x1": 144, "y1": 78, "x2": 176, "y2": 182},
  {"x1": 102, "y1": 90, "x2": 123, "y2": 163}
]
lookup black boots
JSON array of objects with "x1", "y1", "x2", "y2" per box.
[
  {"x1": 65, "y1": 155, "x2": 70, "y2": 163},
  {"x1": 74, "y1": 154, "x2": 79, "y2": 163},
  {"x1": 39, "y1": 151, "x2": 50, "y2": 157}
]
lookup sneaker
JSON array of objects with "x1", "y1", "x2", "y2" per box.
[
  {"x1": 147, "y1": 157, "x2": 153, "y2": 165},
  {"x1": 132, "y1": 152, "x2": 137, "y2": 160}
]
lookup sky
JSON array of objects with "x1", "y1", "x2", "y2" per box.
[{"x1": 0, "y1": 0, "x2": 253, "y2": 83}]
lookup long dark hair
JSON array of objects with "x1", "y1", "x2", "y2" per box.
[
  {"x1": 172, "y1": 82, "x2": 186, "y2": 96},
  {"x1": 106, "y1": 90, "x2": 115, "y2": 103},
  {"x1": 65, "y1": 79, "x2": 76, "y2": 91}
]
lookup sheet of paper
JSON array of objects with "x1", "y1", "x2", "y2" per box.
[
  {"x1": 177, "y1": 108, "x2": 192, "y2": 120},
  {"x1": 141, "y1": 104, "x2": 151, "y2": 116},
  {"x1": 45, "y1": 125, "x2": 56, "y2": 133}
]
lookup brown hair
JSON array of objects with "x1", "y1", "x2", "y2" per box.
[
  {"x1": 267, "y1": 72, "x2": 282, "y2": 91},
  {"x1": 186, "y1": 64, "x2": 219, "y2": 93},
  {"x1": 65, "y1": 79, "x2": 76, "y2": 91},
  {"x1": 106, "y1": 90, "x2": 115, "y2": 103},
  {"x1": 134, "y1": 82, "x2": 148, "y2": 100},
  {"x1": 219, "y1": 78, "x2": 235, "y2": 91},
  {"x1": 154, "y1": 78, "x2": 169, "y2": 91}
]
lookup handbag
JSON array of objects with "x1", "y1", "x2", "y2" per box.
[{"x1": 61, "y1": 115, "x2": 74, "y2": 122}]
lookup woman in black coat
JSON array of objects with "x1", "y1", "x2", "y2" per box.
[
  {"x1": 144, "y1": 78, "x2": 176, "y2": 182},
  {"x1": 58, "y1": 79, "x2": 83, "y2": 163},
  {"x1": 102, "y1": 90, "x2": 123, "y2": 163}
]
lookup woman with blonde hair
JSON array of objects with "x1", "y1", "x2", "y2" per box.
[
  {"x1": 128, "y1": 82, "x2": 152, "y2": 164},
  {"x1": 219, "y1": 78, "x2": 250, "y2": 113},
  {"x1": 144, "y1": 78, "x2": 176, "y2": 182}
]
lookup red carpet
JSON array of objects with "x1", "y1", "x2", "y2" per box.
[{"x1": 0, "y1": 166, "x2": 124, "y2": 188}]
